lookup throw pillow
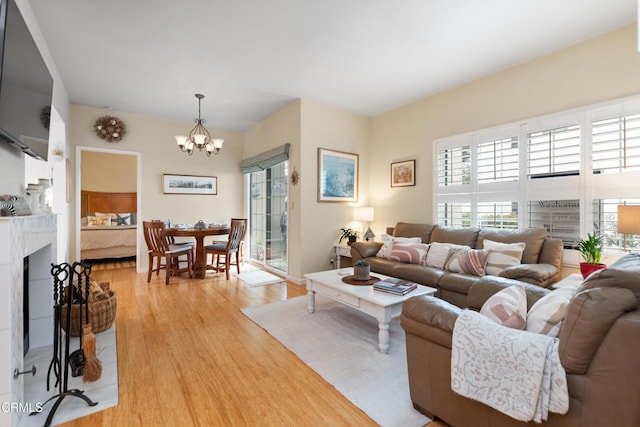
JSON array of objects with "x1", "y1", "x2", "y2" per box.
[
  {"x1": 388, "y1": 243, "x2": 430, "y2": 265},
  {"x1": 483, "y1": 239, "x2": 526, "y2": 276},
  {"x1": 116, "y1": 213, "x2": 131, "y2": 226},
  {"x1": 425, "y1": 242, "x2": 453, "y2": 269},
  {"x1": 376, "y1": 234, "x2": 421, "y2": 258},
  {"x1": 87, "y1": 215, "x2": 111, "y2": 227},
  {"x1": 480, "y1": 284, "x2": 527, "y2": 329},
  {"x1": 444, "y1": 247, "x2": 489, "y2": 276},
  {"x1": 526, "y1": 286, "x2": 577, "y2": 337}
]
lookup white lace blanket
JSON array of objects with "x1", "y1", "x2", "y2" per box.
[{"x1": 451, "y1": 309, "x2": 569, "y2": 423}]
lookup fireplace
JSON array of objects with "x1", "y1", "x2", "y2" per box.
[{"x1": 0, "y1": 214, "x2": 56, "y2": 427}]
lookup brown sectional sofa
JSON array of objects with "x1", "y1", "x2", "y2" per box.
[
  {"x1": 350, "y1": 222, "x2": 564, "y2": 307},
  {"x1": 400, "y1": 253, "x2": 640, "y2": 426}
]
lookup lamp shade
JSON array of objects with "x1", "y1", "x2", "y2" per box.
[
  {"x1": 617, "y1": 205, "x2": 640, "y2": 234},
  {"x1": 354, "y1": 207, "x2": 374, "y2": 222}
]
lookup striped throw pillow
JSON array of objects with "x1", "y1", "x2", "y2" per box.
[
  {"x1": 444, "y1": 247, "x2": 489, "y2": 276},
  {"x1": 480, "y1": 284, "x2": 527, "y2": 329},
  {"x1": 425, "y1": 242, "x2": 453, "y2": 269},
  {"x1": 483, "y1": 239, "x2": 526, "y2": 276},
  {"x1": 388, "y1": 243, "x2": 430, "y2": 265},
  {"x1": 376, "y1": 234, "x2": 422, "y2": 258}
]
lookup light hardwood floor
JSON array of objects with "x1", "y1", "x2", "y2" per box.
[{"x1": 59, "y1": 262, "x2": 444, "y2": 427}]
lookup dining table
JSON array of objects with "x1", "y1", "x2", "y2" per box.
[{"x1": 164, "y1": 226, "x2": 231, "y2": 279}]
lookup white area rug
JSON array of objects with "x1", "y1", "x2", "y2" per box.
[
  {"x1": 241, "y1": 295, "x2": 431, "y2": 427},
  {"x1": 235, "y1": 269, "x2": 286, "y2": 287},
  {"x1": 21, "y1": 325, "x2": 118, "y2": 427}
]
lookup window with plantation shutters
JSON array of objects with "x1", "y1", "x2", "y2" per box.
[
  {"x1": 437, "y1": 146, "x2": 470, "y2": 186},
  {"x1": 434, "y1": 94, "x2": 640, "y2": 253},
  {"x1": 477, "y1": 137, "x2": 519, "y2": 183},
  {"x1": 437, "y1": 203, "x2": 471, "y2": 227},
  {"x1": 527, "y1": 125, "x2": 581, "y2": 178},
  {"x1": 527, "y1": 200, "x2": 580, "y2": 248},
  {"x1": 592, "y1": 114, "x2": 640, "y2": 174},
  {"x1": 592, "y1": 198, "x2": 640, "y2": 251},
  {"x1": 477, "y1": 202, "x2": 518, "y2": 229}
]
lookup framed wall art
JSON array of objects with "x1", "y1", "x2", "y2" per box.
[
  {"x1": 163, "y1": 174, "x2": 217, "y2": 195},
  {"x1": 391, "y1": 159, "x2": 415, "y2": 187},
  {"x1": 317, "y1": 148, "x2": 358, "y2": 202}
]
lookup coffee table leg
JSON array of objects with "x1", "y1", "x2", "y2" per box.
[
  {"x1": 378, "y1": 322, "x2": 390, "y2": 353},
  {"x1": 307, "y1": 290, "x2": 316, "y2": 314}
]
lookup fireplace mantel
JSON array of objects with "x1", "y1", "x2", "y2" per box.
[{"x1": 0, "y1": 214, "x2": 56, "y2": 427}]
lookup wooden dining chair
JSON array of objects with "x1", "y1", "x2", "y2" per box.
[
  {"x1": 152, "y1": 219, "x2": 195, "y2": 255},
  {"x1": 143, "y1": 221, "x2": 193, "y2": 285},
  {"x1": 204, "y1": 218, "x2": 247, "y2": 280}
]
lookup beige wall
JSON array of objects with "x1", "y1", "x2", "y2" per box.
[
  {"x1": 367, "y1": 24, "x2": 640, "y2": 236},
  {"x1": 81, "y1": 151, "x2": 137, "y2": 192},
  {"x1": 300, "y1": 99, "x2": 370, "y2": 276},
  {"x1": 70, "y1": 104, "x2": 244, "y2": 270}
]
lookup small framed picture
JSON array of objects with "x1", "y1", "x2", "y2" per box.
[
  {"x1": 318, "y1": 148, "x2": 359, "y2": 202},
  {"x1": 163, "y1": 174, "x2": 217, "y2": 195},
  {"x1": 391, "y1": 160, "x2": 415, "y2": 187}
]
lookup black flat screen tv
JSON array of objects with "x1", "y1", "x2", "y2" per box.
[{"x1": 0, "y1": 0, "x2": 53, "y2": 161}]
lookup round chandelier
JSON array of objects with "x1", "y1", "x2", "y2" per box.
[{"x1": 175, "y1": 93, "x2": 224, "y2": 156}]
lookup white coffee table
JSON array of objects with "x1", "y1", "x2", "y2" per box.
[{"x1": 304, "y1": 268, "x2": 437, "y2": 353}]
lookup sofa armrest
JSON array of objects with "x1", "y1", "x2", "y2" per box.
[
  {"x1": 350, "y1": 241, "x2": 382, "y2": 262},
  {"x1": 400, "y1": 295, "x2": 461, "y2": 348},
  {"x1": 467, "y1": 276, "x2": 549, "y2": 311},
  {"x1": 498, "y1": 263, "x2": 558, "y2": 287}
]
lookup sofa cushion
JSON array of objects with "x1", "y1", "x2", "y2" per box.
[
  {"x1": 425, "y1": 242, "x2": 453, "y2": 269},
  {"x1": 577, "y1": 253, "x2": 640, "y2": 304},
  {"x1": 388, "y1": 242, "x2": 430, "y2": 265},
  {"x1": 479, "y1": 283, "x2": 527, "y2": 329},
  {"x1": 430, "y1": 225, "x2": 480, "y2": 247},
  {"x1": 478, "y1": 227, "x2": 547, "y2": 264},
  {"x1": 376, "y1": 234, "x2": 422, "y2": 258},
  {"x1": 392, "y1": 222, "x2": 436, "y2": 243},
  {"x1": 392, "y1": 263, "x2": 446, "y2": 287},
  {"x1": 483, "y1": 239, "x2": 526, "y2": 276},
  {"x1": 526, "y1": 286, "x2": 577, "y2": 337},
  {"x1": 438, "y1": 272, "x2": 482, "y2": 295},
  {"x1": 559, "y1": 287, "x2": 637, "y2": 374},
  {"x1": 366, "y1": 256, "x2": 399, "y2": 277},
  {"x1": 444, "y1": 247, "x2": 489, "y2": 276}
]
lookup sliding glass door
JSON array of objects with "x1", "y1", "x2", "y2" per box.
[{"x1": 249, "y1": 161, "x2": 288, "y2": 272}]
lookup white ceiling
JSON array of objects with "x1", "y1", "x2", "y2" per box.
[{"x1": 29, "y1": 0, "x2": 637, "y2": 132}]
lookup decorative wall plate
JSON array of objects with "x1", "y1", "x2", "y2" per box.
[{"x1": 94, "y1": 115, "x2": 126, "y2": 142}]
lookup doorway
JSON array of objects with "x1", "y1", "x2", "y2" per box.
[
  {"x1": 249, "y1": 160, "x2": 288, "y2": 273},
  {"x1": 75, "y1": 147, "x2": 141, "y2": 271}
]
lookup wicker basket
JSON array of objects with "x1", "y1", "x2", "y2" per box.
[{"x1": 61, "y1": 282, "x2": 117, "y2": 336}]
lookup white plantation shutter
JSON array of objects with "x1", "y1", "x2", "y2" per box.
[
  {"x1": 437, "y1": 146, "x2": 470, "y2": 186},
  {"x1": 527, "y1": 125, "x2": 581, "y2": 178},
  {"x1": 477, "y1": 137, "x2": 519, "y2": 183},
  {"x1": 592, "y1": 114, "x2": 640, "y2": 174},
  {"x1": 527, "y1": 200, "x2": 580, "y2": 248},
  {"x1": 437, "y1": 202, "x2": 471, "y2": 227},
  {"x1": 477, "y1": 202, "x2": 518, "y2": 229},
  {"x1": 592, "y1": 198, "x2": 640, "y2": 251}
]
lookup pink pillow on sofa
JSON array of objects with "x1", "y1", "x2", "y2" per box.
[
  {"x1": 388, "y1": 243, "x2": 430, "y2": 265},
  {"x1": 480, "y1": 284, "x2": 527, "y2": 329}
]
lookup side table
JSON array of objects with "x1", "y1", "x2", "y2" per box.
[{"x1": 334, "y1": 244, "x2": 352, "y2": 269}]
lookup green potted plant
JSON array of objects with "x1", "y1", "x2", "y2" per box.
[
  {"x1": 353, "y1": 259, "x2": 370, "y2": 281},
  {"x1": 577, "y1": 232, "x2": 606, "y2": 278},
  {"x1": 339, "y1": 227, "x2": 358, "y2": 245}
]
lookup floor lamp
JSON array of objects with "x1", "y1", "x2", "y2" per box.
[
  {"x1": 354, "y1": 207, "x2": 375, "y2": 241},
  {"x1": 617, "y1": 205, "x2": 640, "y2": 251}
]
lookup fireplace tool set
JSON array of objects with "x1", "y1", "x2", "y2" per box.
[{"x1": 31, "y1": 261, "x2": 99, "y2": 427}]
